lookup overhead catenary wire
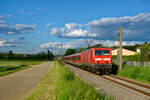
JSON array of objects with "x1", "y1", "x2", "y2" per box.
[
  {"x1": 118, "y1": 0, "x2": 145, "y2": 16},
  {"x1": 101, "y1": 0, "x2": 145, "y2": 41}
]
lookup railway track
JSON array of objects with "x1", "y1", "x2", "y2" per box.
[
  {"x1": 101, "y1": 75, "x2": 150, "y2": 97},
  {"x1": 64, "y1": 63, "x2": 150, "y2": 99}
]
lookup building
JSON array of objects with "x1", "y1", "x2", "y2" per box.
[{"x1": 112, "y1": 48, "x2": 137, "y2": 56}]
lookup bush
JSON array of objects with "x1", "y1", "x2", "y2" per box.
[{"x1": 140, "y1": 44, "x2": 150, "y2": 61}]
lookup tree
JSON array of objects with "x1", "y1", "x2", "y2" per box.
[
  {"x1": 0, "y1": 52, "x2": 3, "y2": 59},
  {"x1": 15, "y1": 54, "x2": 24, "y2": 59},
  {"x1": 140, "y1": 44, "x2": 150, "y2": 61},
  {"x1": 8, "y1": 50, "x2": 14, "y2": 59},
  {"x1": 80, "y1": 47, "x2": 87, "y2": 52},
  {"x1": 64, "y1": 48, "x2": 77, "y2": 56},
  {"x1": 47, "y1": 50, "x2": 54, "y2": 61},
  {"x1": 123, "y1": 44, "x2": 141, "y2": 51}
]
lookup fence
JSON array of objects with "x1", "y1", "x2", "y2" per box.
[{"x1": 112, "y1": 59, "x2": 150, "y2": 67}]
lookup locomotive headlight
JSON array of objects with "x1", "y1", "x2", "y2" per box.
[
  {"x1": 104, "y1": 58, "x2": 110, "y2": 60},
  {"x1": 95, "y1": 58, "x2": 102, "y2": 61}
]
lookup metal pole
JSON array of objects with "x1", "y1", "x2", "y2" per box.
[
  {"x1": 87, "y1": 40, "x2": 89, "y2": 48},
  {"x1": 60, "y1": 43, "x2": 62, "y2": 59},
  {"x1": 119, "y1": 27, "x2": 123, "y2": 70},
  {"x1": 80, "y1": 40, "x2": 81, "y2": 51}
]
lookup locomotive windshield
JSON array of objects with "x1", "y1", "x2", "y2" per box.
[{"x1": 95, "y1": 50, "x2": 110, "y2": 56}]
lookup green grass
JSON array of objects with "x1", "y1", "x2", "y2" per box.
[
  {"x1": 25, "y1": 61, "x2": 114, "y2": 100},
  {"x1": 0, "y1": 60, "x2": 44, "y2": 76},
  {"x1": 117, "y1": 65, "x2": 150, "y2": 84},
  {"x1": 0, "y1": 65, "x2": 30, "y2": 76},
  {"x1": 0, "y1": 60, "x2": 44, "y2": 66}
]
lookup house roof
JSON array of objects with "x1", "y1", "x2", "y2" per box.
[
  {"x1": 112, "y1": 48, "x2": 136, "y2": 53},
  {"x1": 136, "y1": 47, "x2": 141, "y2": 49}
]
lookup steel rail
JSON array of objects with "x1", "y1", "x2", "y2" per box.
[
  {"x1": 109, "y1": 75, "x2": 150, "y2": 89},
  {"x1": 101, "y1": 76, "x2": 150, "y2": 97}
]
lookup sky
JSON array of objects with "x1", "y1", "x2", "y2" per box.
[{"x1": 0, "y1": 0, "x2": 150, "y2": 54}]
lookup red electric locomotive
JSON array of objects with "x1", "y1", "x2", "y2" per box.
[{"x1": 63, "y1": 48, "x2": 112, "y2": 74}]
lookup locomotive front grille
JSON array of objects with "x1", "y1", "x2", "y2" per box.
[{"x1": 94, "y1": 64, "x2": 112, "y2": 69}]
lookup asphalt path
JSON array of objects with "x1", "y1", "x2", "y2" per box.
[{"x1": 0, "y1": 61, "x2": 53, "y2": 100}]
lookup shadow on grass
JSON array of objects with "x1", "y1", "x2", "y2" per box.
[
  {"x1": 0, "y1": 65, "x2": 26, "y2": 72},
  {"x1": 111, "y1": 63, "x2": 119, "y2": 75},
  {"x1": 111, "y1": 61, "x2": 126, "y2": 75}
]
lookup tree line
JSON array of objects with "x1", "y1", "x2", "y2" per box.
[{"x1": 0, "y1": 50, "x2": 54, "y2": 61}]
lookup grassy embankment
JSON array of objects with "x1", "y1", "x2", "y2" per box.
[
  {"x1": 25, "y1": 61, "x2": 113, "y2": 100},
  {"x1": 0, "y1": 60, "x2": 44, "y2": 76},
  {"x1": 112, "y1": 56, "x2": 150, "y2": 84},
  {"x1": 117, "y1": 65, "x2": 150, "y2": 84}
]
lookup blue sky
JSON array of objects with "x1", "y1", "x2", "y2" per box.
[{"x1": 0, "y1": 0, "x2": 150, "y2": 54}]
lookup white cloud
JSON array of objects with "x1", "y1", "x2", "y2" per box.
[
  {"x1": 0, "y1": 19, "x2": 36, "y2": 34},
  {"x1": 0, "y1": 15, "x2": 36, "y2": 34},
  {"x1": 0, "y1": 20, "x2": 5, "y2": 24},
  {"x1": 7, "y1": 31, "x2": 15, "y2": 34},
  {"x1": 0, "y1": 15, "x2": 36, "y2": 35},
  {"x1": 16, "y1": 24, "x2": 36, "y2": 29},
  {"x1": 40, "y1": 41, "x2": 78, "y2": 54},
  {"x1": 40, "y1": 41, "x2": 76, "y2": 50},
  {"x1": 36, "y1": 30, "x2": 41, "y2": 34},
  {"x1": 63, "y1": 29, "x2": 87, "y2": 37},
  {"x1": 0, "y1": 16, "x2": 4, "y2": 19},
  {"x1": 40, "y1": 40, "x2": 86, "y2": 49},
  {"x1": 46, "y1": 23, "x2": 52, "y2": 27},
  {"x1": 40, "y1": 42, "x2": 61, "y2": 49},
  {"x1": 7, "y1": 15, "x2": 13, "y2": 18},
  {"x1": 50, "y1": 13, "x2": 150, "y2": 41},
  {"x1": 20, "y1": 10, "x2": 35, "y2": 15},
  {"x1": 42, "y1": 32, "x2": 47, "y2": 36},
  {"x1": 50, "y1": 23, "x2": 97, "y2": 38},
  {"x1": 86, "y1": 13, "x2": 150, "y2": 40},
  {"x1": 40, "y1": 39, "x2": 143, "y2": 54},
  {"x1": 36, "y1": 8, "x2": 48, "y2": 10},
  {"x1": 0, "y1": 39, "x2": 18, "y2": 47},
  {"x1": 65, "y1": 23, "x2": 82, "y2": 30},
  {"x1": 50, "y1": 27, "x2": 65, "y2": 35},
  {"x1": 0, "y1": 40, "x2": 6, "y2": 47},
  {"x1": 0, "y1": 36, "x2": 25, "y2": 47}
]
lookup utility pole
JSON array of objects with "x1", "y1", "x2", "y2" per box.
[
  {"x1": 60, "y1": 43, "x2": 62, "y2": 59},
  {"x1": 87, "y1": 40, "x2": 93, "y2": 48},
  {"x1": 119, "y1": 27, "x2": 123, "y2": 70},
  {"x1": 87, "y1": 40, "x2": 89, "y2": 48},
  {"x1": 117, "y1": 50, "x2": 119, "y2": 65},
  {"x1": 80, "y1": 40, "x2": 82, "y2": 52}
]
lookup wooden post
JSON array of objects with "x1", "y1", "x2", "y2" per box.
[
  {"x1": 117, "y1": 50, "x2": 120, "y2": 65},
  {"x1": 119, "y1": 27, "x2": 123, "y2": 70}
]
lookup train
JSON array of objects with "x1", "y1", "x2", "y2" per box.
[{"x1": 63, "y1": 48, "x2": 112, "y2": 75}]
